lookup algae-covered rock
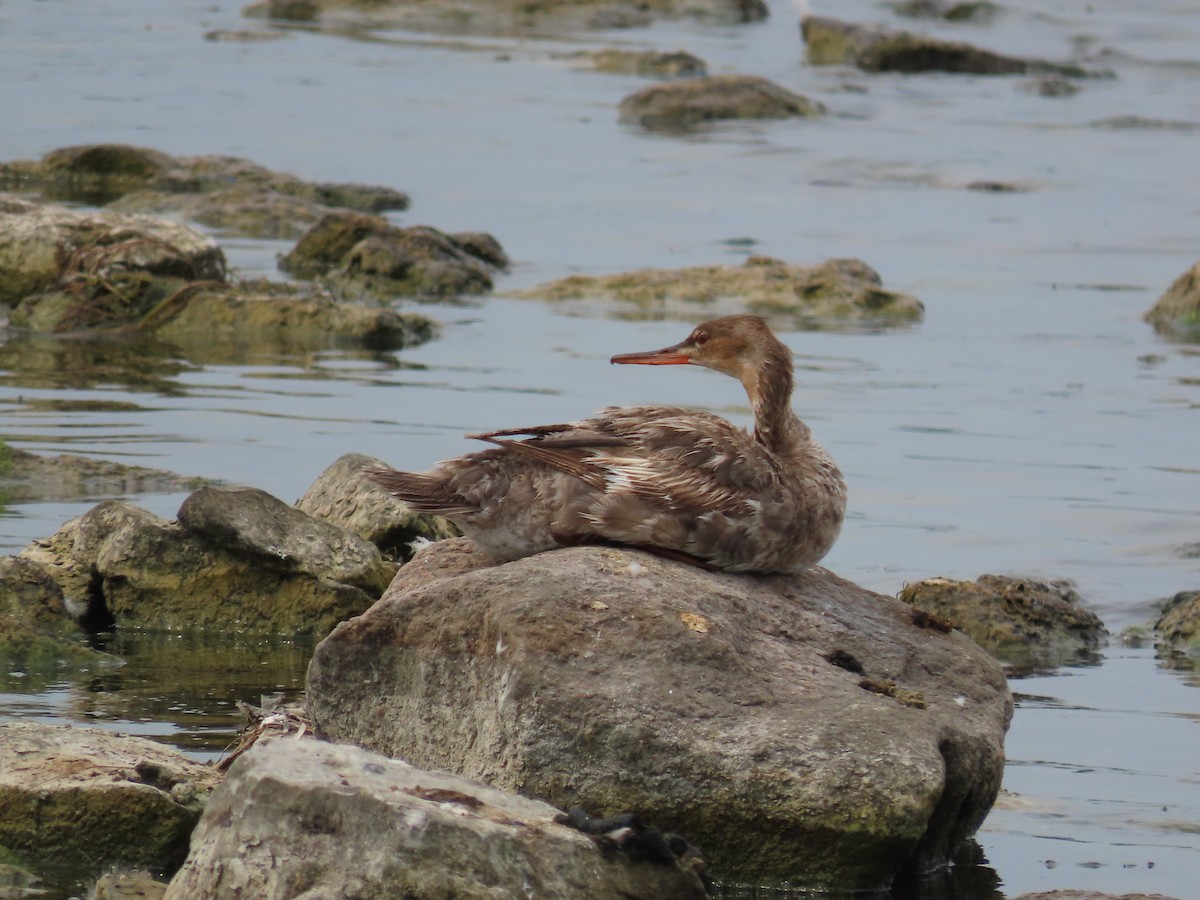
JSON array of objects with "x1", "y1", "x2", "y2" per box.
[
  {"x1": 0, "y1": 144, "x2": 409, "y2": 236},
  {"x1": 0, "y1": 195, "x2": 225, "y2": 314},
  {"x1": 0, "y1": 196, "x2": 437, "y2": 345},
  {"x1": 801, "y1": 15, "x2": 1093, "y2": 77},
  {"x1": 145, "y1": 280, "x2": 436, "y2": 351},
  {"x1": 1154, "y1": 590, "x2": 1200, "y2": 668},
  {"x1": 280, "y1": 211, "x2": 508, "y2": 298},
  {"x1": 1144, "y1": 261, "x2": 1200, "y2": 341},
  {"x1": 513, "y1": 256, "x2": 924, "y2": 326},
  {"x1": 619, "y1": 74, "x2": 826, "y2": 130},
  {"x1": 0, "y1": 723, "x2": 218, "y2": 880},
  {"x1": 21, "y1": 488, "x2": 394, "y2": 638},
  {"x1": 166, "y1": 739, "x2": 708, "y2": 899},
  {"x1": 0, "y1": 555, "x2": 120, "y2": 674},
  {"x1": 308, "y1": 539, "x2": 1011, "y2": 890},
  {"x1": 580, "y1": 48, "x2": 708, "y2": 78},
  {"x1": 899, "y1": 574, "x2": 1108, "y2": 670},
  {"x1": 295, "y1": 452, "x2": 459, "y2": 561},
  {"x1": 243, "y1": 0, "x2": 766, "y2": 35}
]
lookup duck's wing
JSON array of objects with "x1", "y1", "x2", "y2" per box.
[{"x1": 472, "y1": 405, "x2": 777, "y2": 510}]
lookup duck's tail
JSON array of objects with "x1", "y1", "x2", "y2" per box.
[{"x1": 362, "y1": 467, "x2": 478, "y2": 517}]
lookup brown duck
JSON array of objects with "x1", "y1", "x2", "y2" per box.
[{"x1": 366, "y1": 314, "x2": 846, "y2": 574}]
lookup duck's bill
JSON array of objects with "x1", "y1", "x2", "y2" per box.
[{"x1": 610, "y1": 341, "x2": 691, "y2": 366}]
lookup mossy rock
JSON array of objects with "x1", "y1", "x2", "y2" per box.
[
  {"x1": 143, "y1": 281, "x2": 437, "y2": 351},
  {"x1": 1155, "y1": 590, "x2": 1200, "y2": 669},
  {"x1": 619, "y1": 74, "x2": 826, "y2": 130},
  {"x1": 22, "y1": 491, "x2": 392, "y2": 639},
  {"x1": 802, "y1": 15, "x2": 1096, "y2": 77},
  {"x1": 1144, "y1": 261, "x2": 1200, "y2": 341},
  {"x1": 0, "y1": 556, "x2": 120, "y2": 676},
  {"x1": 899, "y1": 574, "x2": 1107, "y2": 671},
  {"x1": 280, "y1": 212, "x2": 508, "y2": 299},
  {"x1": 512, "y1": 256, "x2": 923, "y2": 327}
]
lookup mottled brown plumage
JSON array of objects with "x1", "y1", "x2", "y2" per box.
[{"x1": 366, "y1": 315, "x2": 846, "y2": 574}]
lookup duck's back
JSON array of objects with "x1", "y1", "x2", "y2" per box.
[{"x1": 378, "y1": 404, "x2": 845, "y2": 573}]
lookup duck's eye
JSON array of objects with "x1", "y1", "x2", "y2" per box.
[{"x1": 692, "y1": 330, "x2": 709, "y2": 346}]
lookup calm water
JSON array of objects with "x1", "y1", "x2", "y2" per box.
[{"x1": 1, "y1": 0, "x2": 1198, "y2": 896}]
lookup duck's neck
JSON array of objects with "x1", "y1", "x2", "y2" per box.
[{"x1": 745, "y1": 350, "x2": 808, "y2": 455}]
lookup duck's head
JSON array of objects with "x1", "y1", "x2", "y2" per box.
[{"x1": 610, "y1": 314, "x2": 788, "y2": 386}]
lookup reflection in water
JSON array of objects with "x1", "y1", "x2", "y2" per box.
[
  {"x1": 0, "y1": 630, "x2": 312, "y2": 760},
  {"x1": 0, "y1": 331, "x2": 194, "y2": 394},
  {"x1": 0, "y1": 328, "x2": 417, "y2": 394}
]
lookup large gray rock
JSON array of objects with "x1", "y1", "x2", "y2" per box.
[
  {"x1": 0, "y1": 723, "x2": 219, "y2": 877},
  {"x1": 166, "y1": 738, "x2": 707, "y2": 899},
  {"x1": 21, "y1": 486, "x2": 394, "y2": 637},
  {"x1": 307, "y1": 539, "x2": 1012, "y2": 891}
]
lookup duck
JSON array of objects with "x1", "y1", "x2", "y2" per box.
[{"x1": 365, "y1": 314, "x2": 846, "y2": 574}]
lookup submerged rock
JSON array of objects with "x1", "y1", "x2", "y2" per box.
[
  {"x1": 579, "y1": 48, "x2": 708, "y2": 78},
  {"x1": 166, "y1": 738, "x2": 708, "y2": 899},
  {"x1": 0, "y1": 144, "x2": 408, "y2": 237},
  {"x1": 244, "y1": 0, "x2": 767, "y2": 35},
  {"x1": 295, "y1": 452, "x2": 459, "y2": 562},
  {"x1": 1144, "y1": 260, "x2": 1200, "y2": 341},
  {"x1": 280, "y1": 211, "x2": 508, "y2": 299},
  {"x1": 801, "y1": 15, "x2": 1093, "y2": 76},
  {"x1": 512, "y1": 256, "x2": 924, "y2": 326},
  {"x1": 20, "y1": 486, "x2": 394, "y2": 638},
  {"x1": 1154, "y1": 590, "x2": 1200, "y2": 668},
  {"x1": 0, "y1": 723, "x2": 219, "y2": 880},
  {"x1": 307, "y1": 539, "x2": 1012, "y2": 890},
  {"x1": 899, "y1": 574, "x2": 1107, "y2": 670},
  {"x1": 619, "y1": 74, "x2": 826, "y2": 130}
]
